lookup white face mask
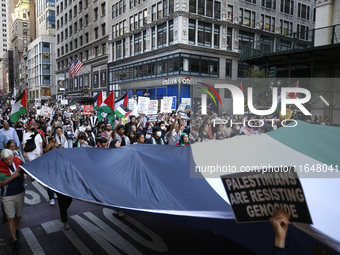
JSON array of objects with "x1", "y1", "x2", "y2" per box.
[
  {"x1": 156, "y1": 131, "x2": 162, "y2": 137},
  {"x1": 161, "y1": 126, "x2": 165, "y2": 130},
  {"x1": 145, "y1": 134, "x2": 151, "y2": 139},
  {"x1": 236, "y1": 126, "x2": 240, "y2": 130}
]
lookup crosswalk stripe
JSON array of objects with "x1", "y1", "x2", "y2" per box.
[
  {"x1": 41, "y1": 220, "x2": 94, "y2": 255},
  {"x1": 21, "y1": 227, "x2": 45, "y2": 255}
]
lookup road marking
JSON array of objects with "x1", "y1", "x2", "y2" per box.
[
  {"x1": 24, "y1": 190, "x2": 42, "y2": 205},
  {"x1": 103, "y1": 208, "x2": 168, "y2": 252},
  {"x1": 72, "y1": 213, "x2": 142, "y2": 255},
  {"x1": 31, "y1": 181, "x2": 49, "y2": 201},
  {"x1": 41, "y1": 220, "x2": 93, "y2": 255},
  {"x1": 21, "y1": 227, "x2": 45, "y2": 255}
]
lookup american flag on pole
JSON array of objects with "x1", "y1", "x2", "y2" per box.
[
  {"x1": 73, "y1": 57, "x2": 83, "y2": 77},
  {"x1": 69, "y1": 60, "x2": 74, "y2": 79}
]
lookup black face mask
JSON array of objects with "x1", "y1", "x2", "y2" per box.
[
  {"x1": 17, "y1": 125, "x2": 23, "y2": 128},
  {"x1": 79, "y1": 136, "x2": 86, "y2": 140},
  {"x1": 30, "y1": 127, "x2": 35, "y2": 131}
]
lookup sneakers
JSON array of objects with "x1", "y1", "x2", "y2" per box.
[
  {"x1": 13, "y1": 240, "x2": 20, "y2": 250},
  {"x1": 54, "y1": 193, "x2": 58, "y2": 199},
  {"x1": 49, "y1": 199, "x2": 55, "y2": 206},
  {"x1": 63, "y1": 221, "x2": 70, "y2": 230}
]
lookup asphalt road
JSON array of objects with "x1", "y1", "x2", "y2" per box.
[{"x1": 0, "y1": 178, "x2": 255, "y2": 255}]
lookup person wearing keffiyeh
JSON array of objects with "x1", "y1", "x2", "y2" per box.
[{"x1": 0, "y1": 149, "x2": 25, "y2": 250}]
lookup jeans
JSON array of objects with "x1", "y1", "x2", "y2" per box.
[{"x1": 47, "y1": 188, "x2": 55, "y2": 200}]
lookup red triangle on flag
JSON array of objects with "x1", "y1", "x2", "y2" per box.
[
  {"x1": 123, "y1": 92, "x2": 129, "y2": 107},
  {"x1": 287, "y1": 81, "x2": 298, "y2": 99},
  {"x1": 96, "y1": 91, "x2": 103, "y2": 108},
  {"x1": 20, "y1": 90, "x2": 28, "y2": 111},
  {"x1": 238, "y1": 82, "x2": 243, "y2": 91},
  {"x1": 104, "y1": 91, "x2": 115, "y2": 111}
]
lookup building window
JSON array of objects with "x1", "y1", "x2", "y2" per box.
[
  {"x1": 226, "y1": 59, "x2": 232, "y2": 79},
  {"x1": 101, "y1": 24, "x2": 106, "y2": 36},
  {"x1": 95, "y1": 27, "x2": 98, "y2": 39},
  {"x1": 227, "y1": 5, "x2": 233, "y2": 20},
  {"x1": 280, "y1": 0, "x2": 294, "y2": 15},
  {"x1": 169, "y1": 20, "x2": 174, "y2": 45},
  {"x1": 298, "y1": 3, "x2": 310, "y2": 20},
  {"x1": 94, "y1": 8, "x2": 98, "y2": 20},
  {"x1": 213, "y1": 24, "x2": 219, "y2": 48},
  {"x1": 297, "y1": 24, "x2": 309, "y2": 40},
  {"x1": 143, "y1": 31, "x2": 147, "y2": 52},
  {"x1": 93, "y1": 72, "x2": 99, "y2": 88},
  {"x1": 197, "y1": 21, "x2": 212, "y2": 47},
  {"x1": 152, "y1": 27, "x2": 156, "y2": 49},
  {"x1": 261, "y1": 0, "x2": 276, "y2": 9},
  {"x1": 239, "y1": 30, "x2": 254, "y2": 52},
  {"x1": 134, "y1": 33, "x2": 142, "y2": 54},
  {"x1": 101, "y1": 3, "x2": 106, "y2": 16},
  {"x1": 152, "y1": 4, "x2": 156, "y2": 21},
  {"x1": 261, "y1": 14, "x2": 275, "y2": 32},
  {"x1": 157, "y1": 2, "x2": 162, "y2": 19},
  {"x1": 157, "y1": 23, "x2": 167, "y2": 48},
  {"x1": 85, "y1": 14, "x2": 89, "y2": 25},
  {"x1": 189, "y1": 19, "x2": 196, "y2": 45},
  {"x1": 214, "y1": 1, "x2": 221, "y2": 19},
  {"x1": 116, "y1": 41, "x2": 122, "y2": 59},
  {"x1": 85, "y1": 33, "x2": 89, "y2": 43},
  {"x1": 239, "y1": 8, "x2": 255, "y2": 27}
]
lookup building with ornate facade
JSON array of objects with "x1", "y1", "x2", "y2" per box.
[
  {"x1": 55, "y1": 0, "x2": 109, "y2": 100},
  {"x1": 107, "y1": 0, "x2": 316, "y2": 112}
]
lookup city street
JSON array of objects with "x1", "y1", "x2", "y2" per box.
[{"x1": 0, "y1": 178, "x2": 253, "y2": 255}]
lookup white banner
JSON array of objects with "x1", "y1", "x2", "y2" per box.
[
  {"x1": 177, "y1": 103, "x2": 187, "y2": 112},
  {"x1": 148, "y1": 100, "x2": 158, "y2": 115},
  {"x1": 39, "y1": 106, "x2": 53, "y2": 118},
  {"x1": 160, "y1": 97, "x2": 173, "y2": 113},
  {"x1": 137, "y1": 96, "x2": 150, "y2": 115},
  {"x1": 128, "y1": 99, "x2": 137, "y2": 111}
]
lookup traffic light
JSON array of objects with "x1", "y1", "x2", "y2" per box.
[{"x1": 269, "y1": 66, "x2": 277, "y2": 78}]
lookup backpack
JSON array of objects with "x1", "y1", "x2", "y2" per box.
[{"x1": 24, "y1": 132, "x2": 38, "y2": 152}]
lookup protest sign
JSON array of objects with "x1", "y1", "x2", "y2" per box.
[
  {"x1": 181, "y1": 98, "x2": 191, "y2": 107},
  {"x1": 147, "y1": 114, "x2": 158, "y2": 122},
  {"x1": 84, "y1": 105, "x2": 93, "y2": 115},
  {"x1": 160, "y1": 97, "x2": 173, "y2": 113},
  {"x1": 221, "y1": 167, "x2": 312, "y2": 224},
  {"x1": 70, "y1": 105, "x2": 77, "y2": 110},
  {"x1": 137, "y1": 97, "x2": 150, "y2": 115},
  {"x1": 128, "y1": 99, "x2": 137, "y2": 111},
  {"x1": 61, "y1": 100, "x2": 68, "y2": 105},
  {"x1": 177, "y1": 103, "x2": 187, "y2": 112},
  {"x1": 177, "y1": 111, "x2": 188, "y2": 120},
  {"x1": 280, "y1": 108, "x2": 293, "y2": 119},
  {"x1": 148, "y1": 100, "x2": 158, "y2": 115},
  {"x1": 39, "y1": 106, "x2": 53, "y2": 118}
]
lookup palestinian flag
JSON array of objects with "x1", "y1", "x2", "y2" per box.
[
  {"x1": 0, "y1": 157, "x2": 21, "y2": 181},
  {"x1": 22, "y1": 121, "x2": 340, "y2": 254},
  {"x1": 10, "y1": 90, "x2": 28, "y2": 122},
  {"x1": 93, "y1": 91, "x2": 103, "y2": 109},
  {"x1": 275, "y1": 81, "x2": 299, "y2": 114},
  {"x1": 115, "y1": 92, "x2": 132, "y2": 118},
  {"x1": 97, "y1": 91, "x2": 115, "y2": 122}
]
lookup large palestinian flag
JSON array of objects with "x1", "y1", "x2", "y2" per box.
[
  {"x1": 10, "y1": 90, "x2": 28, "y2": 122},
  {"x1": 21, "y1": 121, "x2": 340, "y2": 254}
]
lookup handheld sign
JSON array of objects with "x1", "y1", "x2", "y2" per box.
[
  {"x1": 221, "y1": 167, "x2": 312, "y2": 224},
  {"x1": 84, "y1": 105, "x2": 93, "y2": 115},
  {"x1": 39, "y1": 106, "x2": 53, "y2": 118},
  {"x1": 137, "y1": 97, "x2": 150, "y2": 115},
  {"x1": 177, "y1": 111, "x2": 188, "y2": 120},
  {"x1": 147, "y1": 114, "x2": 158, "y2": 123},
  {"x1": 161, "y1": 97, "x2": 173, "y2": 113},
  {"x1": 148, "y1": 100, "x2": 158, "y2": 115}
]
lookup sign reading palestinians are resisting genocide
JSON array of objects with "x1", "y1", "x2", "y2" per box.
[{"x1": 221, "y1": 168, "x2": 312, "y2": 224}]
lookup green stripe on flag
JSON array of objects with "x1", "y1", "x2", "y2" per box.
[
  {"x1": 268, "y1": 121, "x2": 340, "y2": 167},
  {"x1": 0, "y1": 172, "x2": 10, "y2": 181}
]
